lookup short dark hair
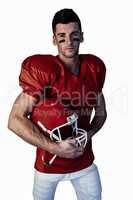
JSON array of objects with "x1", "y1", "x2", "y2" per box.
[{"x1": 52, "y1": 8, "x2": 82, "y2": 33}]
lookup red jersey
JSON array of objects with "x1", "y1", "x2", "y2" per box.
[{"x1": 19, "y1": 54, "x2": 106, "y2": 173}]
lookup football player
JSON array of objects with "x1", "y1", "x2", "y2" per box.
[{"x1": 8, "y1": 8, "x2": 107, "y2": 200}]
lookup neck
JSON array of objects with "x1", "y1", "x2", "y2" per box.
[{"x1": 58, "y1": 54, "x2": 80, "y2": 73}]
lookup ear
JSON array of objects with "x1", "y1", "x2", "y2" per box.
[
  {"x1": 80, "y1": 32, "x2": 84, "y2": 43},
  {"x1": 53, "y1": 35, "x2": 57, "y2": 46}
]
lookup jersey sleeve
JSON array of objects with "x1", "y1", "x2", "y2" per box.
[
  {"x1": 96, "y1": 57, "x2": 106, "y2": 93},
  {"x1": 89, "y1": 55, "x2": 106, "y2": 93},
  {"x1": 19, "y1": 55, "x2": 49, "y2": 100}
]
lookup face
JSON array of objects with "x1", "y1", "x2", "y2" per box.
[{"x1": 53, "y1": 22, "x2": 83, "y2": 59}]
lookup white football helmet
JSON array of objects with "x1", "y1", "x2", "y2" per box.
[{"x1": 31, "y1": 99, "x2": 88, "y2": 165}]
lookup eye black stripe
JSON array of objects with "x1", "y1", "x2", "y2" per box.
[{"x1": 59, "y1": 39, "x2": 65, "y2": 43}]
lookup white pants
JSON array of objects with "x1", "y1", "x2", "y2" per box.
[{"x1": 33, "y1": 163, "x2": 102, "y2": 200}]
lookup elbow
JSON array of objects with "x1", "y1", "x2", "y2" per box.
[
  {"x1": 99, "y1": 109, "x2": 107, "y2": 126},
  {"x1": 102, "y1": 109, "x2": 107, "y2": 124},
  {"x1": 104, "y1": 109, "x2": 107, "y2": 122},
  {"x1": 101, "y1": 110, "x2": 107, "y2": 127},
  {"x1": 7, "y1": 115, "x2": 15, "y2": 132},
  {"x1": 7, "y1": 114, "x2": 20, "y2": 133}
]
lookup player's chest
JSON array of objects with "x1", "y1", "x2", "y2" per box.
[
  {"x1": 50, "y1": 65, "x2": 98, "y2": 107},
  {"x1": 53, "y1": 65, "x2": 98, "y2": 95}
]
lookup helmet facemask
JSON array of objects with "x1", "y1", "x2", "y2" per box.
[{"x1": 37, "y1": 113, "x2": 87, "y2": 148}]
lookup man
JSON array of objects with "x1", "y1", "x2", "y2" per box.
[{"x1": 8, "y1": 8, "x2": 107, "y2": 200}]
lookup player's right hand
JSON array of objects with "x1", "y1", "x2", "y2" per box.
[{"x1": 51, "y1": 138, "x2": 84, "y2": 159}]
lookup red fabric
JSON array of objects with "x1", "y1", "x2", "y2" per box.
[{"x1": 19, "y1": 54, "x2": 106, "y2": 173}]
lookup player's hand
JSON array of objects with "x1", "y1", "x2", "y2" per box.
[{"x1": 52, "y1": 138, "x2": 84, "y2": 159}]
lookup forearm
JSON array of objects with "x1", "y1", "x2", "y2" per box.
[
  {"x1": 8, "y1": 116, "x2": 55, "y2": 153},
  {"x1": 88, "y1": 111, "x2": 107, "y2": 139},
  {"x1": 8, "y1": 116, "x2": 84, "y2": 159}
]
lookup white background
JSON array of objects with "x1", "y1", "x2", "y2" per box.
[{"x1": 0, "y1": 0, "x2": 132, "y2": 199}]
